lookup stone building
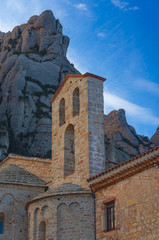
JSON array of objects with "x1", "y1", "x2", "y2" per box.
[
  {"x1": 89, "y1": 146, "x2": 159, "y2": 240},
  {"x1": 0, "y1": 72, "x2": 159, "y2": 240}
]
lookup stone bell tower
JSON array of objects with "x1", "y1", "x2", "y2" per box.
[{"x1": 49, "y1": 72, "x2": 106, "y2": 188}]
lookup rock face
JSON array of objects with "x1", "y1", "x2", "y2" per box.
[
  {"x1": 104, "y1": 109, "x2": 157, "y2": 168},
  {"x1": 0, "y1": 10, "x2": 157, "y2": 165},
  {"x1": 0, "y1": 10, "x2": 79, "y2": 160},
  {"x1": 150, "y1": 127, "x2": 159, "y2": 145}
]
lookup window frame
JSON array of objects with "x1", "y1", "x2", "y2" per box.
[{"x1": 104, "y1": 200, "x2": 115, "y2": 232}]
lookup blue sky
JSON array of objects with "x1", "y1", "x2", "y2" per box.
[{"x1": 0, "y1": 0, "x2": 159, "y2": 139}]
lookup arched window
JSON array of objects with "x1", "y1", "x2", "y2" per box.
[
  {"x1": 38, "y1": 221, "x2": 46, "y2": 240},
  {"x1": 57, "y1": 203, "x2": 80, "y2": 240},
  {"x1": 33, "y1": 208, "x2": 39, "y2": 240},
  {"x1": 64, "y1": 124, "x2": 75, "y2": 176},
  {"x1": 57, "y1": 203, "x2": 67, "y2": 240},
  {"x1": 0, "y1": 213, "x2": 4, "y2": 234},
  {"x1": 1, "y1": 194, "x2": 13, "y2": 235},
  {"x1": 41, "y1": 205, "x2": 49, "y2": 218},
  {"x1": 59, "y1": 98, "x2": 65, "y2": 126},
  {"x1": 73, "y1": 88, "x2": 80, "y2": 117},
  {"x1": 69, "y1": 203, "x2": 80, "y2": 239}
]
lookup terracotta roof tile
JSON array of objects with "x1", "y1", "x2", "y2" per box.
[
  {"x1": 88, "y1": 146, "x2": 159, "y2": 182},
  {"x1": 49, "y1": 72, "x2": 106, "y2": 104}
]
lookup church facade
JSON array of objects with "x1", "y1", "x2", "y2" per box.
[{"x1": 0, "y1": 73, "x2": 159, "y2": 240}]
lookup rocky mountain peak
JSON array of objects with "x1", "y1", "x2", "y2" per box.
[
  {"x1": 0, "y1": 10, "x2": 79, "y2": 160},
  {"x1": 150, "y1": 127, "x2": 159, "y2": 145},
  {"x1": 104, "y1": 109, "x2": 157, "y2": 168},
  {"x1": 0, "y1": 10, "x2": 69, "y2": 58},
  {"x1": 0, "y1": 10, "x2": 157, "y2": 166}
]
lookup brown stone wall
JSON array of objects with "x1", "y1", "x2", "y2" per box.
[
  {"x1": 51, "y1": 76, "x2": 90, "y2": 189},
  {"x1": 51, "y1": 75, "x2": 105, "y2": 189},
  {"x1": 95, "y1": 166, "x2": 159, "y2": 240},
  {"x1": 28, "y1": 193, "x2": 95, "y2": 240},
  {"x1": 0, "y1": 184, "x2": 44, "y2": 240},
  {"x1": 0, "y1": 156, "x2": 52, "y2": 182}
]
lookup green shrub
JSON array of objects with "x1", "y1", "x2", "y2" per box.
[
  {"x1": 4, "y1": 46, "x2": 11, "y2": 51},
  {"x1": 29, "y1": 44, "x2": 39, "y2": 53},
  {"x1": 8, "y1": 38, "x2": 17, "y2": 48},
  {"x1": 25, "y1": 76, "x2": 58, "y2": 95},
  {"x1": 40, "y1": 48, "x2": 47, "y2": 56},
  {"x1": 0, "y1": 144, "x2": 7, "y2": 149},
  {"x1": 13, "y1": 50, "x2": 22, "y2": 55}
]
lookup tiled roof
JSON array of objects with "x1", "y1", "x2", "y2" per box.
[
  {"x1": 49, "y1": 72, "x2": 106, "y2": 104},
  {"x1": 88, "y1": 146, "x2": 159, "y2": 182},
  {"x1": 88, "y1": 146, "x2": 159, "y2": 191},
  {"x1": 0, "y1": 164, "x2": 46, "y2": 186}
]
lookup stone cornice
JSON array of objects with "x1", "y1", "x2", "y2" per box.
[
  {"x1": 1, "y1": 153, "x2": 52, "y2": 165},
  {"x1": 0, "y1": 181, "x2": 46, "y2": 187}
]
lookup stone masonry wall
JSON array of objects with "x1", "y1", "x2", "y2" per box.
[
  {"x1": 50, "y1": 75, "x2": 105, "y2": 189},
  {"x1": 51, "y1": 76, "x2": 90, "y2": 189},
  {"x1": 95, "y1": 165, "x2": 159, "y2": 240},
  {"x1": 88, "y1": 77, "x2": 105, "y2": 177},
  {"x1": 28, "y1": 193, "x2": 95, "y2": 240},
  {"x1": 0, "y1": 184, "x2": 45, "y2": 240}
]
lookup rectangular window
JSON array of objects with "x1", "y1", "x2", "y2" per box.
[{"x1": 104, "y1": 201, "x2": 115, "y2": 232}]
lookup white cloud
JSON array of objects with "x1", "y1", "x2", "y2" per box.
[
  {"x1": 74, "y1": 3, "x2": 88, "y2": 11},
  {"x1": 128, "y1": 6, "x2": 139, "y2": 10},
  {"x1": 110, "y1": 0, "x2": 139, "y2": 11},
  {"x1": 104, "y1": 91, "x2": 159, "y2": 125},
  {"x1": 97, "y1": 32, "x2": 106, "y2": 38},
  {"x1": 134, "y1": 79, "x2": 159, "y2": 95},
  {"x1": 111, "y1": 0, "x2": 129, "y2": 9}
]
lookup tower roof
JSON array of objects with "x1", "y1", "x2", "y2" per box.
[{"x1": 49, "y1": 72, "x2": 106, "y2": 104}]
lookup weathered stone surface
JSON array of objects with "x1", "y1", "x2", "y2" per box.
[
  {"x1": 104, "y1": 109, "x2": 157, "y2": 168},
  {"x1": 0, "y1": 10, "x2": 80, "y2": 161},
  {"x1": 34, "y1": 10, "x2": 56, "y2": 35},
  {"x1": 28, "y1": 184, "x2": 95, "y2": 240},
  {"x1": 0, "y1": 181, "x2": 45, "y2": 240},
  {"x1": 95, "y1": 163, "x2": 159, "y2": 240},
  {"x1": 150, "y1": 127, "x2": 159, "y2": 145},
  {"x1": 50, "y1": 74, "x2": 106, "y2": 191},
  {"x1": 27, "y1": 15, "x2": 38, "y2": 25}
]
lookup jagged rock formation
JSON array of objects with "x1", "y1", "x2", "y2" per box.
[
  {"x1": 150, "y1": 127, "x2": 159, "y2": 145},
  {"x1": 0, "y1": 10, "x2": 79, "y2": 160},
  {"x1": 0, "y1": 10, "x2": 157, "y2": 165},
  {"x1": 104, "y1": 109, "x2": 157, "y2": 168}
]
